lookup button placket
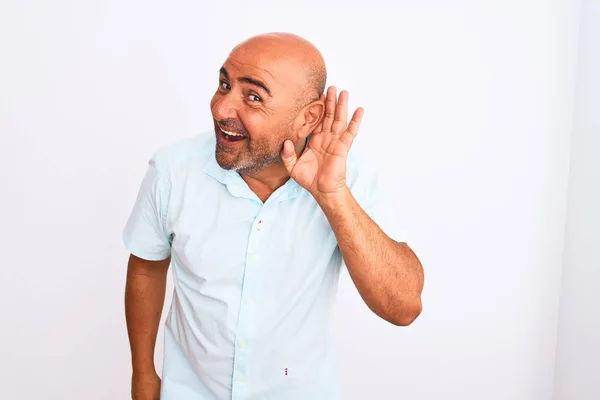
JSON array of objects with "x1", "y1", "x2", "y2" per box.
[{"x1": 232, "y1": 211, "x2": 265, "y2": 396}]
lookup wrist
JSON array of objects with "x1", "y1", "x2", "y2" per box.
[
  {"x1": 315, "y1": 186, "x2": 353, "y2": 212},
  {"x1": 132, "y1": 361, "x2": 157, "y2": 377}
]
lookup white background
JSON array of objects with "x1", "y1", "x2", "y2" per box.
[
  {"x1": 0, "y1": 1, "x2": 596, "y2": 399},
  {"x1": 553, "y1": 0, "x2": 600, "y2": 399}
]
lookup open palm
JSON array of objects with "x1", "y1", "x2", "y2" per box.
[{"x1": 282, "y1": 86, "x2": 364, "y2": 198}]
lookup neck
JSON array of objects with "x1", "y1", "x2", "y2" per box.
[
  {"x1": 239, "y1": 137, "x2": 307, "y2": 203},
  {"x1": 240, "y1": 162, "x2": 290, "y2": 202}
]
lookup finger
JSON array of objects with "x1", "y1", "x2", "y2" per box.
[
  {"x1": 312, "y1": 93, "x2": 327, "y2": 134},
  {"x1": 280, "y1": 139, "x2": 298, "y2": 174},
  {"x1": 332, "y1": 90, "x2": 349, "y2": 135},
  {"x1": 322, "y1": 86, "x2": 337, "y2": 133},
  {"x1": 341, "y1": 107, "x2": 364, "y2": 148}
]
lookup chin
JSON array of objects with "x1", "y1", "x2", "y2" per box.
[{"x1": 215, "y1": 151, "x2": 237, "y2": 170}]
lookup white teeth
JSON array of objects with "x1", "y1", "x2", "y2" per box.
[{"x1": 221, "y1": 129, "x2": 244, "y2": 137}]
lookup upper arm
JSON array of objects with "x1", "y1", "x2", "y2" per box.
[{"x1": 127, "y1": 253, "x2": 171, "y2": 275}]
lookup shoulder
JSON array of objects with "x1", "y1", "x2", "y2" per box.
[
  {"x1": 346, "y1": 147, "x2": 383, "y2": 191},
  {"x1": 150, "y1": 130, "x2": 215, "y2": 173},
  {"x1": 345, "y1": 147, "x2": 394, "y2": 213}
]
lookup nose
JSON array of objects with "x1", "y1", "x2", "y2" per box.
[{"x1": 211, "y1": 91, "x2": 240, "y2": 121}]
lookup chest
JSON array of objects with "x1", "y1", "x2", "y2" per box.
[{"x1": 165, "y1": 182, "x2": 339, "y2": 286}]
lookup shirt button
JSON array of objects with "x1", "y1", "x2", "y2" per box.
[
  {"x1": 246, "y1": 297, "x2": 254, "y2": 304},
  {"x1": 251, "y1": 254, "x2": 258, "y2": 261},
  {"x1": 239, "y1": 341, "x2": 247, "y2": 349},
  {"x1": 237, "y1": 375, "x2": 245, "y2": 382}
]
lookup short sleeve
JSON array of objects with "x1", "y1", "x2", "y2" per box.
[
  {"x1": 122, "y1": 158, "x2": 172, "y2": 261},
  {"x1": 353, "y1": 164, "x2": 407, "y2": 244},
  {"x1": 364, "y1": 183, "x2": 406, "y2": 243}
]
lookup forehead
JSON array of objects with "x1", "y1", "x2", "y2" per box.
[{"x1": 223, "y1": 45, "x2": 305, "y2": 95}]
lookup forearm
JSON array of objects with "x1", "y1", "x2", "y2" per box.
[
  {"x1": 124, "y1": 255, "x2": 170, "y2": 374},
  {"x1": 318, "y1": 188, "x2": 424, "y2": 325}
]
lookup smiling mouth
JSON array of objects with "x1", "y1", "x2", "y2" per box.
[{"x1": 218, "y1": 127, "x2": 247, "y2": 142}]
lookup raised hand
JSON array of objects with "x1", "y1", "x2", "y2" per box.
[{"x1": 281, "y1": 86, "x2": 364, "y2": 201}]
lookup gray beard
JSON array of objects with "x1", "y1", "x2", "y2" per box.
[{"x1": 215, "y1": 143, "x2": 283, "y2": 174}]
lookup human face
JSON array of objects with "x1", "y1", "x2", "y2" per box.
[{"x1": 210, "y1": 53, "x2": 301, "y2": 174}]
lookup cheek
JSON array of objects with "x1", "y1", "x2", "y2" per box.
[
  {"x1": 209, "y1": 94, "x2": 219, "y2": 113},
  {"x1": 240, "y1": 113, "x2": 269, "y2": 135}
]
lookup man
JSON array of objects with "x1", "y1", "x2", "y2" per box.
[{"x1": 123, "y1": 32, "x2": 424, "y2": 400}]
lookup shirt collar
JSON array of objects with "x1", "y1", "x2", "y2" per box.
[
  {"x1": 203, "y1": 150, "x2": 234, "y2": 185},
  {"x1": 203, "y1": 151, "x2": 305, "y2": 203}
]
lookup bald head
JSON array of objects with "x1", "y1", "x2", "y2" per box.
[
  {"x1": 210, "y1": 33, "x2": 329, "y2": 174},
  {"x1": 230, "y1": 33, "x2": 327, "y2": 106}
]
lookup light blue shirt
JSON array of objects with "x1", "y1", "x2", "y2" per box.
[{"x1": 122, "y1": 131, "x2": 401, "y2": 400}]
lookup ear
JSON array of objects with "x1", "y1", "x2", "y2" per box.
[{"x1": 296, "y1": 97, "x2": 325, "y2": 140}]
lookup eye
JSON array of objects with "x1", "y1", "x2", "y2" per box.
[
  {"x1": 247, "y1": 94, "x2": 262, "y2": 102},
  {"x1": 219, "y1": 81, "x2": 230, "y2": 91}
]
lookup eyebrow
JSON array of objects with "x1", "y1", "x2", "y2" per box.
[{"x1": 220, "y1": 66, "x2": 272, "y2": 97}]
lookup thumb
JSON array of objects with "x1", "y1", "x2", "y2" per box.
[{"x1": 280, "y1": 139, "x2": 297, "y2": 174}]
